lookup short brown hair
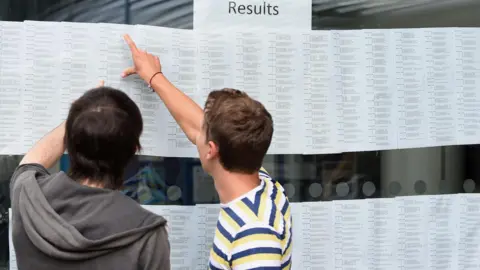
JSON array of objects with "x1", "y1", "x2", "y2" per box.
[
  {"x1": 203, "y1": 88, "x2": 273, "y2": 174},
  {"x1": 65, "y1": 87, "x2": 143, "y2": 189}
]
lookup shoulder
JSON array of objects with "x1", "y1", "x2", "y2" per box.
[
  {"x1": 11, "y1": 163, "x2": 50, "y2": 181},
  {"x1": 10, "y1": 163, "x2": 50, "y2": 191},
  {"x1": 259, "y1": 167, "x2": 283, "y2": 192},
  {"x1": 259, "y1": 167, "x2": 290, "y2": 208},
  {"x1": 136, "y1": 204, "x2": 169, "y2": 227}
]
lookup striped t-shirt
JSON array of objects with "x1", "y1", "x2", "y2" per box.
[{"x1": 208, "y1": 168, "x2": 292, "y2": 270}]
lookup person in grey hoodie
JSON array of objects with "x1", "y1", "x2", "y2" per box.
[{"x1": 10, "y1": 81, "x2": 170, "y2": 270}]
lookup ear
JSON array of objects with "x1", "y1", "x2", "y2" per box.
[{"x1": 206, "y1": 141, "x2": 219, "y2": 160}]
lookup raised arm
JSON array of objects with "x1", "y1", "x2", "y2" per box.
[
  {"x1": 122, "y1": 35, "x2": 203, "y2": 145},
  {"x1": 19, "y1": 121, "x2": 66, "y2": 168}
]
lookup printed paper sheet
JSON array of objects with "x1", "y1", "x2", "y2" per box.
[
  {"x1": 1, "y1": 22, "x2": 479, "y2": 157},
  {"x1": 8, "y1": 194, "x2": 480, "y2": 270}
]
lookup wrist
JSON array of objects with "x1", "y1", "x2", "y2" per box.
[
  {"x1": 148, "y1": 71, "x2": 163, "y2": 87},
  {"x1": 150, "y1": 72, "x2": 168, "y2": 91},
  {"x1": 140, "y1": 70, "x2": 159, "y2": 83}
]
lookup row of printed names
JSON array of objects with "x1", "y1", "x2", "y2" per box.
[
  {"x1": 10, "y1": 193, "x2": 480, "y2": 269},
  {"x1": 1, "y1": 21, "x2": 480, "y2": 156}
]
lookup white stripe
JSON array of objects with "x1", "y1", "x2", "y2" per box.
[
  {"x1": 229, "y1": 204, "x2": 254, "y2": 223},
  {"x1": 259, "y1": 172, "x2": 270, "y2": 180},
  {"x1": 231, "y1": 239, "x2": 282, "y2": 254},
  {"x1": 209, "y1": 254, "x2": 229, "y2": 269},
  {"x1": 277, "y1": 216, "x2": 285, "y2": 235},
  {"x1": 263, "y1": 199, "x2": 273, "y2": 223},
  {"x1": 273, "y1": 180, "x2": 285, "y2": 193},
  {"x1": 281, "y1": 247, "x2": 292, "y2": 264},
  {"x1": 278, "y1": 194, "x2": 287, "y2": 212},
  {"x1": 262, "y1": 182, "x2": 274, "y2": 221},
  {"x1": 233, "y1": 260, "x2": 282, "y2": 270},
  {"x1": 213, "y1": 234, "x2": 231, "y2": 255},
  {"x1": 246, "y1": 192, "x2": 255, "y2": 203},
  {"x1": 281, "y1": 225, "x2": 291, "y2": 253},
  {"x1": 218, "y1": 216, "x2": 237, "y2": 237}
]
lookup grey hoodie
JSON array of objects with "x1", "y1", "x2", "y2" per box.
[{"x1": 10, "y1": 164, "x2": 170, "y2": 270}]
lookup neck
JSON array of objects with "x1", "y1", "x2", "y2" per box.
[
  {"x1": 212, "y1": 169, "x2": 261, "y2": 204},
  {"x1": 79, "y1": 178, "x2": 105, "y2": 189}
]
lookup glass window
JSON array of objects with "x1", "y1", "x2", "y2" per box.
[{"x1": 2, "y1": 0, "x2": 480, "y2": 268}]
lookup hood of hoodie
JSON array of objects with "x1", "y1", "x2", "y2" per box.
[{"x1": 12, "y1": 168, "x2": 166, "y2": 261}]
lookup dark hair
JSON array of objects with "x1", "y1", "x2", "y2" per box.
[
  {"x1": 64, "y1": 87, "x2": 143, "y2": 189},
  {"x1": 203, "y1": 88, "x2": 273, "y2": 174}
]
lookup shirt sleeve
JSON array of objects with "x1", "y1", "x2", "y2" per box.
[{"x1": 230, "y1": 223, "x2": 283, "y2": 270}]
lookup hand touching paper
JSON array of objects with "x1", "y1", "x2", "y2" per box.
[
  {"x1": 122, "y1": 35, "x2": 162, "y2": 82},
  {"x1": 122, "y1": 34, "x2": 203, "y2": 145}
]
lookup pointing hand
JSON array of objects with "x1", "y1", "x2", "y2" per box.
[{"x1": 122, "y1": 34, "x2": 162, "y2": 83}]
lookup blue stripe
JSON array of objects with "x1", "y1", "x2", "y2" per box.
[
  {"x1": 281, "y1": 258, "x2": 291, "y2": 269},
  {"x1": 269, "y1": 185, "x2": 278, "y2": 203},
  {"x1": 223, "y1": 208, "x2": 246, "y2": 227},
  {"x1": 240, "y1": 197, "x2": 257, "y2": 215},
  {"x1": 231, "y1": 247, "x2": 282, "y2": 261},
  {"x1": 279, "y1": 214, "x2": 291, "y2": 240},
  {"x1": 259, "y1": 173, "x2": 270, "y2": 180},
  {"x1": 235, "y1": 227, "x2": 282, "y2": 240},
  {"x1": 212, "y1": 243, "x2": 229, "y2": 262},
  {"x1": 208, "y1": 262, "x2": 223, "y2": 270},
  {"x1": 284, "y1": 229, "x2": 292, "y2": 253},
  {"x1": 217, "y1": 222, "x2": 234, "y2": 242},
  {"x1": 259, "y1": 170, "x2": 270, "y2": 178},
  {"x1": 240, "y1": 180, "x2": 265, "y2": 215},
  {"x1": 281, "y1": 200, "x2": 289, "y2": 215},
  {"x1": 252, "y1": 185, "x2": 263, "y2": 212},
  {"x1": 268, "y1": 187, "x2": 278, "y2": 226}
]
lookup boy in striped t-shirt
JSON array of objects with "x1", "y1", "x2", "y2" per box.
[
  {"x1": 210, "y1": 168, "x2": 292, "y2": 270},
  {"x1": 123, "y1": 35, "x2": 292, "y2": 270}
]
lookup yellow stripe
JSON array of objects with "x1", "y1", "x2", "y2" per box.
[
  {"x1": 272, "y1": 185, "x2": 285, "y2": 232},
  {"x1": 232, "y1": 253, "x2": 282, "y2": 267},
  {"x1": 271, "y1": 210, "x2": 281, "y2": 233},
  {"x1": 283, "y1": 237, "x2": 292, "y2": 259},
  {"x1": 282, "y1": 227, "x2": 291, "y2": 248},
  {"x1": 215, "y1": 228, "x2": 233, "y2": 249},
  {"x1": 220, "y1": 210, "x2": 241, "y2": 231},
  {"x1": 283, "y1": 206, "x2": 291, "y2": 230},
  {"x1": 258, "y1": 181, "x2": 270, "y2": 220},
  {"x1": 210, "y1": 248, "x2": 229, "y2": 267},
  {"x1": 282, "y1": 208, "x2": 292, "y2": 247},
  {"x1": 274, "y1": 184, "x2": 283, "y2": 206},
  {"x1": 233, "y1": 233, "x2": 282, "y2": 247},
  {"x1": 260, "y1": 167, "x2": 268, "y2": 175},
  {"x1": 237, "y1": 201, "x2": 259, "y2": 221}
]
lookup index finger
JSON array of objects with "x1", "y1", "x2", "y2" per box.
[{"x1": 123, "y1": 34, "x2": 139, "y2": 53}]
